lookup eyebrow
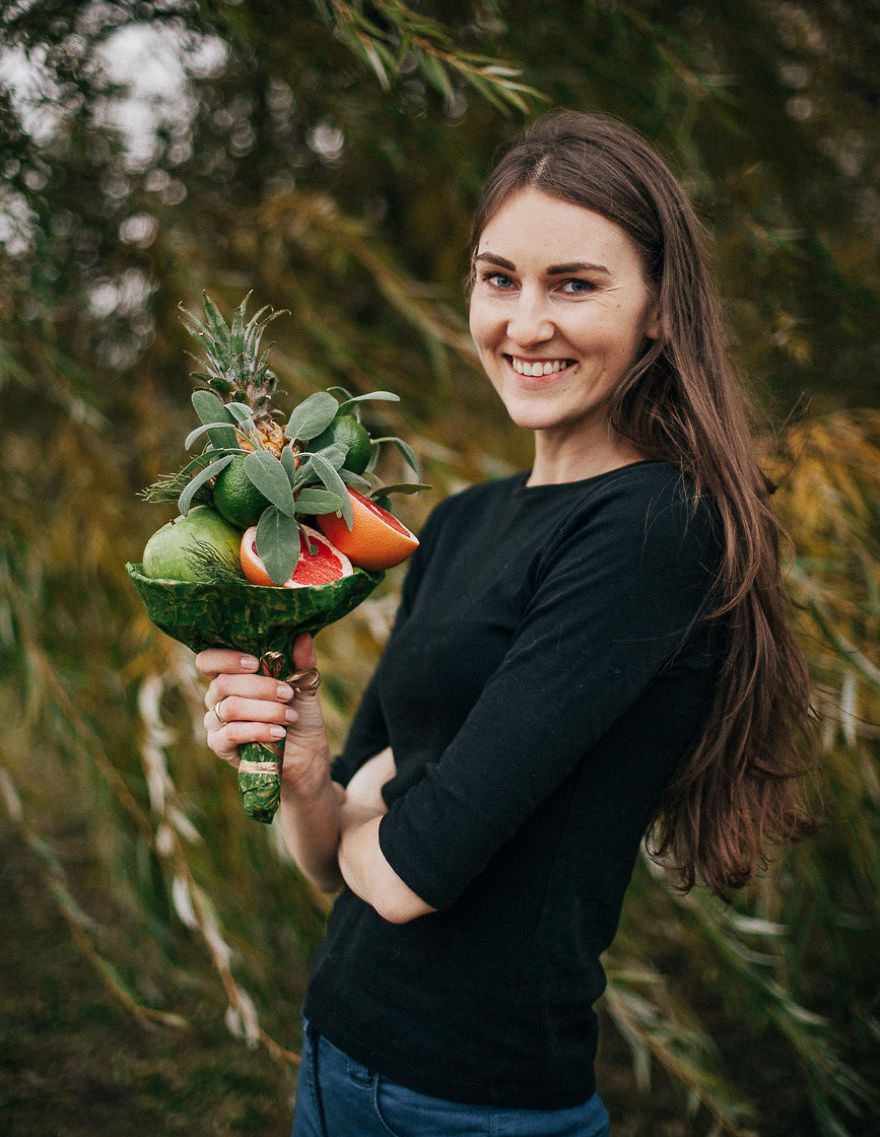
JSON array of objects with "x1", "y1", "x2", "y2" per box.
[{"x1": 473, "y1": 252, "x2": 612, "y2": 276}]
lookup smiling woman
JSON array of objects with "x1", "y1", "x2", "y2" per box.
[
  {"x1": 468, "y1": 188, "x2": 661, "y2": 475},
  {"x1": 272, "y1": 109, "x2": 821, "y2": 1137}
]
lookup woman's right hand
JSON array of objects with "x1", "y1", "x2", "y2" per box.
[{"x1": 196, "y1": 633, "x2": 331, "y2": 794}]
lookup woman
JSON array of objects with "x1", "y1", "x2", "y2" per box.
[{"x1": 197, "y1": 110, "x2": 819, "y2": 1136}]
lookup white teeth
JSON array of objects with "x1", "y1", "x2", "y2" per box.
[{"x1": 510, "y1": 357, "x2": 570, "y2": 376}]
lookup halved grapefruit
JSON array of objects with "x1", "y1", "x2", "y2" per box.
[
  {"x1": 315, "y1": 487, "x2": 419, "y2": 571},
  {"x1": 240, "y1": 523, "x2": 353, "y2": 588}
]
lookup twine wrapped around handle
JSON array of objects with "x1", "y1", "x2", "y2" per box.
[{"x1": 237, "y1": 650, "x2": 322, "y2": 824}]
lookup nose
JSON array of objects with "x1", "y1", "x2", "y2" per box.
[{"x1": 506, "y1": 287, "x2": 554, "y2": 347}]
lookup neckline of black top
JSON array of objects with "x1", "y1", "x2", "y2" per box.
[{"x1": 514, "y1": 458, "x2": 672, "y2": 494}]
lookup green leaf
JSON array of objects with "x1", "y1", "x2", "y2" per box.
[
  {"x1": 336, "y1": 391, "x2": 400, "y2": 413},
  {"x1": 339, "y1": 468, "x2": 373, "y2": 492},
  {"x1": 243, "y1": 450, "x2": 296, "y2": 517},
  {"x1": 191, "y1": 390, "x2": 233, "y2": 424},
  {"x1": 294, "y1": 488, "x2": 345, "y2": 514},
  {"x1": 371, "y1": 481, "x2": 431, "y2": 496},
  {"x1": 310, "y1": 454, "x2": 353, "y2": 530},
  {"x1": 225, "y1": 402, "x2": 255, "y2": 426},
  {"x1": 364, "y1": 439, "x2": 381, "y2": 475},
  {"x1": 255, "y1": 507, "x2": 301, "y2": 585},
  {"x1": 391, "y1": 436, "x2": 421, "y2": 478},
  {"x1": 280, "y1": 443, "x2": 297, "y2": 486},
  {"x1": 201, "y1": 292, "x2": 230, "y2": 344},
  {"x1": 295, "y1": 443, "x2": 348, "y2": 486},
  {"x1": 184, "y1": 421, "x2": 240, "y2": 450},
  {"x1": 286, "y1": 391, "x2": 340, "y2": 441},
  {"x1": 178, "y1": 455, "x2": 234, "y2": 516}
]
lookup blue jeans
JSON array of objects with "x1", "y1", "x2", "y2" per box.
[{"x1": 292, "y1": 1015, "x2": 611, "y2": 1137}]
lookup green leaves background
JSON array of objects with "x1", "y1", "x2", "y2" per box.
[{"x1": 1, "y1": 2, "x2": 878, "y2": 1135}]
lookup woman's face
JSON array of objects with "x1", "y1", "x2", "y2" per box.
[{"x1": 468, "y1": 187, "x2": 660, "y2": 436}]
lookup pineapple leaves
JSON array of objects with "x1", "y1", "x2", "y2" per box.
[
  {"x1": 294, "y1": 488, "x2": 345, "y2": 514},
  {"x1": 309, "y1": 454, "x2": 354, "y2": 530},
  {"x1": 201, "y1": 292, "x2": 231, "y2": 346},
  {"x1": 255, "y1": 507, "x2": 301, "y2": 585},
  {"x1": 244, "y1": 450, "x2": 296, "y2": 517},
  {"x1": 286, "y1": 392, "x2": 340, "y2": 442},
  {"x1": 178, "y1": 455, "x2": 234, "y2": 516}
]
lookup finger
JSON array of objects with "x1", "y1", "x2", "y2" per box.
[
  {"x1": 291, "y1": 632, "x2": 317, "y2": 672},
  {"x1": 207, "y1": 695, "x2": 298, "y2": 727},
  {"x1": 206, "y1": 673, "x2": 296, "y2": 708},
  {"x1": 195, "y1": 649, "x2": 260, "y2": 678},
  {"x1": 206, "y1": 720, "x2": 288, "y2": 752}
]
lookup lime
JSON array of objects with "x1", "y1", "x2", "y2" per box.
[
  {"x1": 142, "y1": 505, "x2": 244, "y2": 582},
  {"x1": 310, "y1": 413, "x2": 372, "y2": 474},
  {"x1": 213, "y1": 454, "x2": 271, "y2": 528}
]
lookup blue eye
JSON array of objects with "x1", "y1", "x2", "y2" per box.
[
  {"x1": 560, "y1": 278, "x2": 595, "y2": 294},
  {"x1": 481, "y1": 271, "x2": 515, "y2": 289}
]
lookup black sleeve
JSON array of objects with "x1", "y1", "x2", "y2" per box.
[
  {"x1": 329, "y1": 498, "x2": 446, "y2": 789},
  {"x1": 377, "y1": 475, "x2": 724, "y2": 910}
]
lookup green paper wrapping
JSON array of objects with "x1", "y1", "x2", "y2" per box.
[{"x1": 126, "y1": 562, "x2": 384, "y2": 823}]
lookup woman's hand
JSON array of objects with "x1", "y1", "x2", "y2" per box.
[
  {"x1": 345, "y1": 746, "x2": 396, "y2": 816},
  {"x1": 196, "y1": 632, "x2": 331, "y2": 797}
]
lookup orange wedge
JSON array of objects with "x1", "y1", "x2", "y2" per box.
[{"x1": 315, "y1": 487, "x2": 419, "y2": 570}]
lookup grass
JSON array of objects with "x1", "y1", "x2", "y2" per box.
[{"x1": 0, "y1": 829, "x2": 299, "y2": 1137}]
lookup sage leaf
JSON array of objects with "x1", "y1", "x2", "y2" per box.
[
  {"x1": 192, "y1": 390, "x2": 237, "y2": 450},
  {"x1": 294, "y1": 488, "x2": 344, "y2": 514},
  {"x1": 256, "y1": 507, "x2": 301, "y2": 585},
  {"x1": 339, "y1": 468, "x2": 373, "y2": 492},
  {"x1": 244, "y1": 450, "x2": 296, "y2": 517},
  {"x1": 184, "y1": 421, "x2": 240, "y2": 450},
  {"x1": 225, "y1": 401, "x2": 255, "y2": 426},
  {"x1": 280, "y1": 443, "x2": 297, "y2": 486},
  {"x1": 191, "y1": 390, "x2": 234, "y2": 424},
  {"x1": 178, "y1": 454, "x2": 234, "y2": 516},
  {"x1": 295, "y1": 442, "x2": 347, "y2": 486},
  {"x1": 325, "y1": 385, "x2": 355, "y2": 403},
  {"x1": 391, "y1": 436, "x2": 421, "y2": 479},
  {"x1": 336, "y1": 391, "x2": 400, "y2": 413},
  {"x1": 310, "y1": 454, "x2": 353, "y2": 530},
  {"x1": 371, "y1": 482, "x2": 432, "y2": 496},
  {"x1": 286, "y1": 391, "x2": 339, "y2": 442}
]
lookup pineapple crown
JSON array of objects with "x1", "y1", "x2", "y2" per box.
[{"x1": 178, "y1": 291, "x2": 288, "y2": 418}]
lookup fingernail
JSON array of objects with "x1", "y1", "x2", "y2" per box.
[
  {"x1": 270, "y1": 725, "x2": 287, "y2": 738},
  {"x1": 241, "y1": 656, "x2": 259, "y2": 670},
  {"x1": 276, "y1": 684, "x2": 293, "y2": 700},
  {"x1": 284, "y1": 708, "x2": 298, "y2": 723}
]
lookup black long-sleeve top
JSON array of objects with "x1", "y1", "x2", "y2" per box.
[{"x1": 301, "y1": 460, "x2": 727, "y2": 1108}]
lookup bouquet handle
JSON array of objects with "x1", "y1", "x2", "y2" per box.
[{"x1": 237, "y1": 649, "x2": 321, "y2": 824}]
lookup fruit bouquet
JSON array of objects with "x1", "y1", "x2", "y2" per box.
[{"x1": 126, "y1": 293, "x2": 429, "y2": 823}]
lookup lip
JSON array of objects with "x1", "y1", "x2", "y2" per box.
[{"x1": 503, "y1": 354, "x2": 577, "y2": 388}]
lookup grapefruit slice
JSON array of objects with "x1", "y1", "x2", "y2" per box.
[
  {"x1": 315, "y1": 487, "x2": 419, "y2": 570},
  {"x1": 240, "y1": 523, "x2": 353, "y2": 588}
]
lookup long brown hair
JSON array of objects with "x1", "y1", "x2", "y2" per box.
[{"x1": 467, "y1": 109, "x2": 820, "y2": 895}]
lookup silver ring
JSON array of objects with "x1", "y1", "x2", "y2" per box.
[{"x1": 214, "y1": 698, "x2": 227, "y2": 725}]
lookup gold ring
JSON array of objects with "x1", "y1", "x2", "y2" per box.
[{"x1": 214, "y1": 698, "x2": 227, "y2": 724}]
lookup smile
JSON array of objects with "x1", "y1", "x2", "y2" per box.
[{"x1": 505, "y1": 355, "x2": 577, "y2": 378}]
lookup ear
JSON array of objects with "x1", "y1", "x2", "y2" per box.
[{"x1": 644, "y1": 302, "x2": 661, "y2": 341}]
